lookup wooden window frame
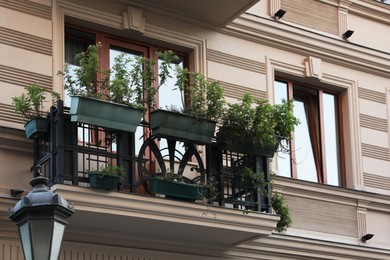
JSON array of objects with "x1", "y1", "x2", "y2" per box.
[{"x1": 276, "y1": 78, "x2": 346, "y2": 187}]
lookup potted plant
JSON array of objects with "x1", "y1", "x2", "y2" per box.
[
  {"x1": 219, "y1": 93, "x2": 299, "y2": 157},
  {"x1": 149, "y1": 171, "x2": 207, "y2": 201},
  {"x1": 89, "y1": 165, "x2": 126, "y2": 190},
  {"x1": 58, "y1": 43, "x2": 144, "y2": 133},
  {"x1": 150, "y1": 51, "x2": 226, "y2": 144},
  {"x1": 12, "y1": 83, "x2": 59, "y2": 138}
]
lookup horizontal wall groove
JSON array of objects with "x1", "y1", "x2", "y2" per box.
[
  {"x1": 0, "y1": 104, "x2": 24, "y2": 124},
  {"x1": 207, "y1": 49, "x2": 266, "y2": 74},
  {"x1": 0, "y1": 26, "x2": 52, "y2": 56},
  {"x1": 363, "y1": 173, "x2": 390, "y2": 191},
  {"x1": 209, "y1": 79, "x2": 267, "y2": 100},
  {"x1": 0, "y1": 0, "x2": 52, "y2": 20},
  {"x1": 358, "y1": 87, "x2": 387, "y2": 104},
  {"x1": 0, "y1": 65, "x2": 52, "y2": 89},
  {"x1": 361, "y1": 143, "x2": 390, "y2": 161},
  {"x1": 281, "y1": 0, "x2": 338, "y2": 35},
  {"x1": 360, "y1": 114, "x2": 388, "y2": 132}
]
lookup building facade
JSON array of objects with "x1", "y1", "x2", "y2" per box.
[{"x1": 1, "y1": 0, "x2": 390, "y2": 259}]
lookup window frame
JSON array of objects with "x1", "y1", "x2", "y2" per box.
[{"x1": 275, "y1": 78, "x2": 346, "y2": 187}]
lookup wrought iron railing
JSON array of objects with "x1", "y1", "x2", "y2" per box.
[{"x1": 34, "y1": 100, "x2": 271, "y2": 213}]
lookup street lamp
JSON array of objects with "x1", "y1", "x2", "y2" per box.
[{"x1": 8, "y1": 167, "x2": 74, "y2": 260}]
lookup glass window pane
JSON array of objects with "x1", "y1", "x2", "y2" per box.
[
  {"x1": 110, "y1": 47, "x2": 143, "y2": 153},
  {"x1": 158, "y1": 56, "x2": 185, "y2": 158},
  {"x1": 274, "y1": 81, "x2": 291, "y2": 177},
  {"x1": 294, "y1": 100, "x2": 318, "y2": 182},
  {"x1": 323, "y1": 93, "x2": 340, "y2": 186},
  {"x1": 158, "y1": 57, "x2": 184, "y2": 111}
]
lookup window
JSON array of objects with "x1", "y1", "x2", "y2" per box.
[
  {"x1": 274, "y1": 80, "x2": 344, "y2": 186},
  {"x1": 64, "y1": 26, "x2": 188, "y2": 152}
]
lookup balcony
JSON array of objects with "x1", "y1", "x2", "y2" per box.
[{"x1": 32, "y1": 100, "x2": 278, "y2": 250}]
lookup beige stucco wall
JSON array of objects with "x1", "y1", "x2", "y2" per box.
[{"x1": 1, "y1": 0, "x2": 390, "y2": 258}]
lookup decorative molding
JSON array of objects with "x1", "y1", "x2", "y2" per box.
[
  {"x1": 0, "y1": 26, "x2": 52, "y2": 56},
  {"x1": 359, "y1": 114, "x2": 388, "y2": 132},
  {"x1": 269, "y1": 0, "x2": 281, "y2": 18},
  {"x1": 0, "y1": 0, "x2": 52, "y2": 20},
  {"x1": 0, "y1": 65, "x2": 52, "y2": 89},
  {"x1": 57, "y1": 1, "x2": 123, "y2": 31},
  {"x1": 0, "y1": 240, "x2": 22, "y2": 259},
  {"x1": 363, "y1": 173, "x2": 390, "y2": 191},
  {"x1": 210, "y1": 79, "x2": 267, "y2": 100},
  {"x1": 122, "y1": 6, "x2": 145, "y2": 33},
  {"x1": 304, "y1": 56, "x2": 322, "y2": 79},
  {"x1": 226, "y1": 15, "x2": 390, "y2": 79},
  {"x1": 0, "y1": 126, "x2": 33, "y2": 153},
  {"x1": 356, "y1": 199, "x2": 369, "y2": 240},
  {"x1": 358, "y1": 87, "x2": 387, "y2": 104},
  {"x1": 349, "y1": 0, "x2": 390, "y2": 25},
  {"x1": 207, "y1": 49, "x2": 266, "y2": 74},
  {"x1": 361, "y1": 143, "x2": 390, "y2": 161},
  {"x1": 144, "y1": 24, "x2": 206, "y2": 73}
]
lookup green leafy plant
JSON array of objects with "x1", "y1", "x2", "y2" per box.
[
  {"x1": 238, "y1": 166, "x2": 292, "y2": 233},
  {"x1": 220, "y1": 93, "x2": 299, "y2": 152},
  {"x1": 174, "y1": 66, "x2": 225, "y2": 121},
  {"x1": 12, "y1": 83, "x2": 59, "y2": 122},
  {"x1": 272, "y1": 192, "x2": 292, "y2": 233},
  {"x1": 59, "y1": 43, "x2": 107, "y2": 99},
  {"x1": 237, "y1": 166, "x2": 265, "y2": 189},
  {"x1": 93, "y1": 165, "x2": 126, "y2": 180}
]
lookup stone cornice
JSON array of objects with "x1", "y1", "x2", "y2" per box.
[
  {"x1": 223, "y1": 14, "x2": 390, "y2": 79},
  {"x1": 273, "y1": 176, "x2": 390, "y2": 212},
  {"x1": 53, "y1": 184, "x2": 279, "y2": 250},
  {"x1": 350, "y1": 0, "x2": 390, "y2": 24}
]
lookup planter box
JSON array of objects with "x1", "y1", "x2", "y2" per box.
[
  {"x1": 70, "y1": 96, "x2": 143, "y2": 132},
  {"x1": 218, "y1": 128, "x2": 278, "y2": 158},
  {"x1": 89, "y1": 172, "x2": 120, "y2": 190},
  {"x1": 149, "y1": 178, "x2": 206, "y2": 201},
  {"x1": 150, "y1": 109, "x2": 216, "y2": 144},
  {"x1": 24, "y1": 117, "x2": 49, "y2": 139}
]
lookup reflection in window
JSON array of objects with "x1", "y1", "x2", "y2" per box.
[
  {"x1": 109, "y1": 47, "x2": 144, "y2": 153},
  {"x1": 274, "y1": 80, "x2": 342, "y2": 186},
  {"x1": 158, "y1": 54, "x2": 186, "y2": 157},
  {"x1": 64, "y1": 29, "x2": 95, "y2": 141}
]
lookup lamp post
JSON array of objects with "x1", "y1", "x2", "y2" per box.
[{"x1": 8, "y1": 167, "x2": 74, "y2": 260}]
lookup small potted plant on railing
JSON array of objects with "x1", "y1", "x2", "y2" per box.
[
  {"x1": 88, "y1": 165, "x2": 126, "y2": 190},
  {"x1": 218, "y1": 93, "x2": 299, "y2": 157},
  {"x1": 150, "y1": 51, "x2": 226, "y2": 144},
  {"x1": 12, "y1": 83, "x2": 59, "y2": 138},
  {"x1": 149, "y1": 171, "x2": 208, "y2": 201},
  {"x1": 58, "y1": 43, "x2": 146, "y2": 133}
]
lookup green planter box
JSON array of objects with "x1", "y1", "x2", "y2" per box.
[
  {"x1": 70, "y1": 96, "x2": 143, "y2": 132},
  {"x1": 89, "y1": 172, "x2": 120, "y2": 190},
  {"x1": 24, "y1": 117, "x2": 49, "y2": 139},
  {"x1": 149, "y1": 178, "x2": 206, "y2": 201},
  {"x1": 218, "y1": 128, "x2": 278, "y2": 158},
  {"x1": 150, "y1": 109, "x2": 216, "y2": 144}
]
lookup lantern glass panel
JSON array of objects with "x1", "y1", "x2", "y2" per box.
[
  {"x1": 19, "y1": 222, "x2": 32, "y2": 260},
  {"x1": 31, "y1": 220, "x2": 53, "y2": 260},
  {"x1": 50, "y1": 221, "x2": 66, "y2": 260}
]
